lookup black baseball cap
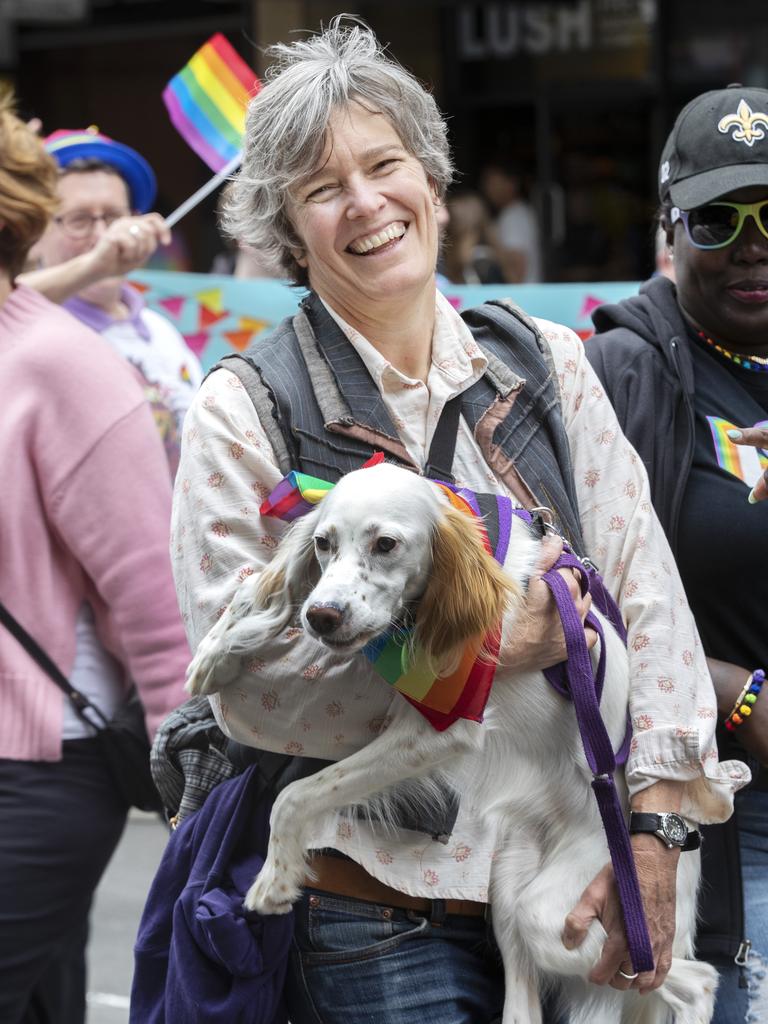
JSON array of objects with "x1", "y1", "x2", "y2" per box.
[{"x1": 659, "y1": 84, "x2": 768, "y2": 209}]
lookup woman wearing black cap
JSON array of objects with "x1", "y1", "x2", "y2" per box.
[{"x1": 589, "y1": 84, "x2": 768, "y2": 1024}]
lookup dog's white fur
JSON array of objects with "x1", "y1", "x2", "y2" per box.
[{"x1": 188, "y1": 463, "x2": 717, "y2": 1024}]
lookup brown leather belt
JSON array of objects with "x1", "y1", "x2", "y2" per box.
[{"x1": 305, "y1": 852, "x2": 487, "y2": 918}]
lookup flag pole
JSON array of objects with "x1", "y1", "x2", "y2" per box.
[{"x1": 164, "y1": 152, "x2": 243, "y2": 229}]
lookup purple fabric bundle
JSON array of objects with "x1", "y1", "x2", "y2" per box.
[{"x1": 131, "y1": 766, "x2": 292, "y2": 1023}]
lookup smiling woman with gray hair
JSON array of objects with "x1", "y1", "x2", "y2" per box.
[
  {"x1": 222, "y1": 22, "x2": 452, "y2": 285},
  {"x1": 170, "y1": 17, "x2": 746, "y2": 1022}
]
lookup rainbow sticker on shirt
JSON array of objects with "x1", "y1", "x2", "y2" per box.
[{"x1": 707, "y1": 416, "x2": 768, "y2": 486}]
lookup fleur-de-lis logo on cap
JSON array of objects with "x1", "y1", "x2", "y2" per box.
[{"x1": 718, "y1": 99, "x2": 768, "y2": 147}]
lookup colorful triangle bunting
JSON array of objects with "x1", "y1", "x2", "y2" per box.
[
  {"x1": 183, "y1": 330, "x2": 209, "y2": 357},
  {"x1": 199, "y1": 304, "x2": 230, "y2": 330},
  {"x1": 195, "y1": 287, "x2": 224, "y2": 313},
  {"x1": 223, "y1": 329, "x2": 254, "y2": 351},
  {"x1": 159, "y1": 295, "x2": 186, "y2": 318},
  {"x1": 578, "y1": 294, "x2": 606, "y2": 319},
  {"x1": 239, "y1": 316, "x2": 270, "y2": 333}
]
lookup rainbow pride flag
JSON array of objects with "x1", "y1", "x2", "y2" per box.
[
  {"x1": 707, "y1": 415, "x2": 768, "y2": 486},
  {"x1": 162, "y1": 33, "x2": 261, "y2": 172},
  {"x1": 259, "y1": 464, "x2": 506, "y2": 730}
]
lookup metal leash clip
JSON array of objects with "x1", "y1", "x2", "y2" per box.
[{"x1": 529, "y1": 505, "x2": 559, "y2": 537}]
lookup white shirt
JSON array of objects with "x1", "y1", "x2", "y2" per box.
[
  {"x1": 170, "y1": 291, "x2": 748, "y2": 900},
  {"x1": 60, "y1": 286, "x2": 202, "y2": 735},
  {"x1": 497, "y1": 201, "x2": 542, "y2": 283},
  {"x1": 62, "y1": 603, "x2": 124, "y2": 740},
  {"x1": 65, "y1": 285, "x2": 203, "y2": 435},
  {"x1": 102, "y1": 307, "x2": 202, "y2": 432}
]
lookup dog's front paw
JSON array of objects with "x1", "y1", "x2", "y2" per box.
[
  {"x1": 185, "y1": 636, "x2": 220, "y2": 695},
  {"x1": 659, "y1": 959, "x2": 718, "y2": 1024},
  {"x1": 244, "y1": 852, "x2": 303, "y2": 915},
  {"x1": 186, "y1": 631, "x2": 239, "y2": 695}
]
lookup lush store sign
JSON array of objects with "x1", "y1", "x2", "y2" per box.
[
  {"x1": 455, "y1": 1, "x2": 654, "y2": 79},
  {"x1": 457, "y1": 1, "x2": 592, "y2": 58}
]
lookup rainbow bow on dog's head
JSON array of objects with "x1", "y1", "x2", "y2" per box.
[
  {"x1": 259, "y1": 471, "x2": 334, "y2": 522},
  {"x1": 259, "y1": 453, "x2": 385, "y2": 522}
]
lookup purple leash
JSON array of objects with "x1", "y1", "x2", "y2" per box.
[
  {"x1": 538, "y1": 545, "x2": 654, "y2": 975},
  {"x1": 439, "y1": 491, "x2": 653, "y2": 973}
]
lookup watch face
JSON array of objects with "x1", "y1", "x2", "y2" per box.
[{"x1": 661, "y1": 813, "x2": 687, "y2": 845}]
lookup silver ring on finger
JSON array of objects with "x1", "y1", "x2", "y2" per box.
[
  {"x1": 617, "y1": 969, "x2": 639, "y2": 980},
  {"x1": 129, "y1": 225, "x2": 141, "y2": 237}
]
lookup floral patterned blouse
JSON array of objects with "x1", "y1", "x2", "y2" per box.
[{"x1": 170, "y1": 291, "x2": 748, "y2": 900}]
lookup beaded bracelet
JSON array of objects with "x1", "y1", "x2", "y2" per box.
[{"x1": 724, "y1": 669, "x2": 765, "y2": 731}]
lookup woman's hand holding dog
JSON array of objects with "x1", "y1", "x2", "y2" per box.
[
  {"x1": 561, "y1": 779, "x2": 684, "y2": 994},
  {"x1": 501, "y1": 534, "x2": 598, "y2": 672}
]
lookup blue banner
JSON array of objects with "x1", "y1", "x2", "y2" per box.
[{"x1": 130, "y1": 270, "x2": 641, "y2": 373}]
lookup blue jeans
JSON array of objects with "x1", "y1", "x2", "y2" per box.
[
  {"x1": 711, "y1": 788, "x2": 768, "y2": 1024},
  {"x1": 285, "y1": 888, "x2": 505, "y2": 1024},
  {"x1": 741, "y1": 789, "x2": 768, "y2": 1023}
]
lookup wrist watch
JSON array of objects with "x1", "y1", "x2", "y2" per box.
[{"x1": 628, "y1": 811, "x2": 701, "y2": 851}]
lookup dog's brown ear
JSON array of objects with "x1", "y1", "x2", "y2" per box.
[{"x1": 415, "y1": 504, "x2": 519, "y2": 668}]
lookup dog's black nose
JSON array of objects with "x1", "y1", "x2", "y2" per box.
[{"x1": 306, "y1": 603, "x2": 344, "y2": 636}]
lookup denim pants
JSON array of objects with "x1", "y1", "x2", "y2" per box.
[
  {"x1": 711, "y1": 788, "x2": 768, "y2": 1024},
  {"x1": 741, "y1": 789, "x2": 768, "y2": 1023},
  {"x1": 285, "y1": 888, "x2": 505, "y2": 1024}
]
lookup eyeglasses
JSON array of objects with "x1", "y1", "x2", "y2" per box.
[
  {"x1": 53, "y1": 209, "x2": 131, "y2": 239},
  {"x1": 671, "y1": 201, "x2": 768, "y2": 250}
]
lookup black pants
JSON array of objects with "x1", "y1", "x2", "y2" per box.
[{"x1": 0, "y1": 739, "x2": 127, "y2": 1024}]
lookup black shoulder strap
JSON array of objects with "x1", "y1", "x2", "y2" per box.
[
  {"x1": 423, "y1": 394, "x2": 462, "y2": 483},
  {"x1": 0, "y1": 600, "x2": 108, "y2": 728}
]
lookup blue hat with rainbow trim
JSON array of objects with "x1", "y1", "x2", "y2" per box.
[{"x1": 44, "y1": 126, "x2": 157, "y2": 213}]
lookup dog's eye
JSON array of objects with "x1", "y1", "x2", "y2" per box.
[
  {"x1": 315, "y1": 536, "x2": 330, "y2": 552},
  {"x1": 375, "y1": 536, "x2": 397, "y2": 553}
]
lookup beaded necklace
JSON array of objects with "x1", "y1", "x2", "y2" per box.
[{"x1": 697, "y1": 330, "x2": 768, "y2": 373}]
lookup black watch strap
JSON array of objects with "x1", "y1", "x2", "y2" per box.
[{"x1": 629, "y1": 812, "x2": 701, "y2": 851}]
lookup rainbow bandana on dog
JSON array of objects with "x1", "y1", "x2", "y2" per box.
[{"x1": 259, "y1": 456, "x2": 511, "y2": 731}]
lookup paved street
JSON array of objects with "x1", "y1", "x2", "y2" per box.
[{"x1": 86, "y1": 810, "x2": 169, "y2": 1023}]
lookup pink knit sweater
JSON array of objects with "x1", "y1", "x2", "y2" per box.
[{"x1": 0, "y1": 286, "x2": 189, "y2": 760}]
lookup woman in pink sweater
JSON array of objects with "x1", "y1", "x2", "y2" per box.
[{"x1": 0, "y1": 97, "x2": 189, "y2": 1023}]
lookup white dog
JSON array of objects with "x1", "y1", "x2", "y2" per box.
[{"x1": 187, "y1": 462, "x2": 716, "y2": 1024}]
